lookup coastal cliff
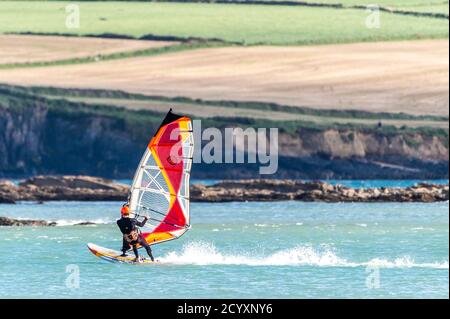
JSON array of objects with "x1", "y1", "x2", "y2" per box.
[
  {"x1": 0, "y1": 176, "x2": 448, "y2": 204},
  {"x1": 0, "y1": 85, "x2": 448, "y2": 179}
]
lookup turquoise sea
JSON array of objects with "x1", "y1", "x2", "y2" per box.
[{"x1": 0, "y1": 181, "x2": 448, "y2": 299}]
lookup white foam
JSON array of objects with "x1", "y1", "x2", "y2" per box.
[
  {"x1": 410, "y1": 227, "x2": 435, "y2": 231},
  {"x1": 53, "y1": 219, "x2": 110, "y2": 226},
  {"x1": 158, "y1": 241, "x2": 449, "y2": 269},
  {"x1": 3, "y1": 217, "x2": 110, "y2": 226},
  {"x1": 363, "y1": 257, "x2": 449, "y2": 269},
  {"x1": 254, "y1": 223, "x2": 280, "y2": 228}
]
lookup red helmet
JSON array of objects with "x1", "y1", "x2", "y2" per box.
[{"x1": 121, "y1": 204, "x2": 130, "y2": 217}]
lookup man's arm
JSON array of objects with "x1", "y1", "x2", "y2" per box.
[{"x1": 135, "y1": 217, "x2": 148, "y2": 228}]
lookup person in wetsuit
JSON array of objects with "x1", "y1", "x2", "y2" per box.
[{"x1": 117, "y1": 203, "x2": 154, "y2": 262}]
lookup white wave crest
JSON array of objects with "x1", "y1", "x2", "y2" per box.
[
  {"x1": 158, "y1": 241, "x2": 449, "y2": 269},
  {"x1": 54, "y1": 219, "x2": 110, "y2": 226}
]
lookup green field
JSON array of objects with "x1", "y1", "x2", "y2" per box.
[
  {"x1": 268, "y1": 0, "x2": 448, "y2": 8},
  {"x1": 58, "y1": 96, "x2": 450, "y2": 129},
  {"x1": 401, "y1": 4, "x2": 448, "y2": 14},
  {"x1": 187, "y1": 0, "x2": 450, "y2": 15},
  {"x1": 5, "y1": 0, "x2": 447, "y2": 15},
  {"x1": 0, "y1": 1, "x2": 447, "y2": 45}
]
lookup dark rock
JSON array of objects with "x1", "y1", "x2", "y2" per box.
[
  {"x1": 0, "y1": 196, "x2": 16, "y2": 204},
  {"x1": 1, "y1": 175, "x2": 129, "y2": 202},
  {"x1": 0, "y1": 216, "x2": 55, "y2": 226},
  {"x1": 0, "y1": 180, "x2": 18, "y2": 203},
  {"x1": 20, "y1": 175, "x2": 124, "y2": 191},
  {"x1": 74, "y1": 222, "x2": 96, "y2": 226}
]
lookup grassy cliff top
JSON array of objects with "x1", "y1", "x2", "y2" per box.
[{"x1": 1, "y1": 84, "x2": 448, "y2": 142}]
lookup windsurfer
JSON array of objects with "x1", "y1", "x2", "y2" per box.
[{"x1": 117, "y1": 203, "x2": 155, "y2": 262}]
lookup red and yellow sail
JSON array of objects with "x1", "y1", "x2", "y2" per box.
[{"x1": 128, "y1": 110, "x2": 193, "y2": 246}]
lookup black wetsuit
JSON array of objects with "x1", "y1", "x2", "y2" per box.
[{"x1": 117, "y1": 217, "x2": 154, "y2": 261}]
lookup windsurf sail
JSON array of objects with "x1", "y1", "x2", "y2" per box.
[{"x1": 128, "y1": 110, "x2": 194, "y2": 246}]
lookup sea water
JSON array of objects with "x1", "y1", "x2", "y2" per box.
[{"x1": 0, "y1": 200, "x2": 448, "y2": 298}]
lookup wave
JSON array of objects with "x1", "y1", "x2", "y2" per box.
[
  {"x1": 158, "y1": 241, "x2": 449, "y2": 269},
  {"x1": 9, "y1": 216, "x2": 112, "y2": 226},
  {"x1": 53, "y1": 219, "x2": 110, "y2": 226},
  {"x1": 254, "y1": 223, "x2": 304, "y2": 228},
  {"x1": 410, "y1": 227, "x2": 435, "y2": 231},
  {"x1": 363, "y1": 257, "x2": 449, "y2": 269}
]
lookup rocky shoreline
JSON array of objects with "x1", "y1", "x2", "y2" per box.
[
  {"x1": 1, "y1": 176, "x2": 448, "y2": 226},
  {"x1": 0, "y1": 175, "x2": 448, "y2": 205},
  {"x1": 191, "y1": 180, "x2": 449, "y2": 202},
  {"x1": 0, "y1": 216, "x2": 56, "y2": 226},
  {"x1": 0, "y1": 176, "x2": 129, "y2": 203},
  {"x1": 0, "y1": 216, "x2": 96, "y2": 226}
]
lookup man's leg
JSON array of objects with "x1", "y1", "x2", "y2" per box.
[
  {"x1": 121, "y1": 239, "x2": 130, "y2": 256},
  {"x1": 139, "y1": 236, "x2": 154, "y2": 261},
  {"x1": 132, "y1": 244, "x2": 139, "y2": 260}
]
